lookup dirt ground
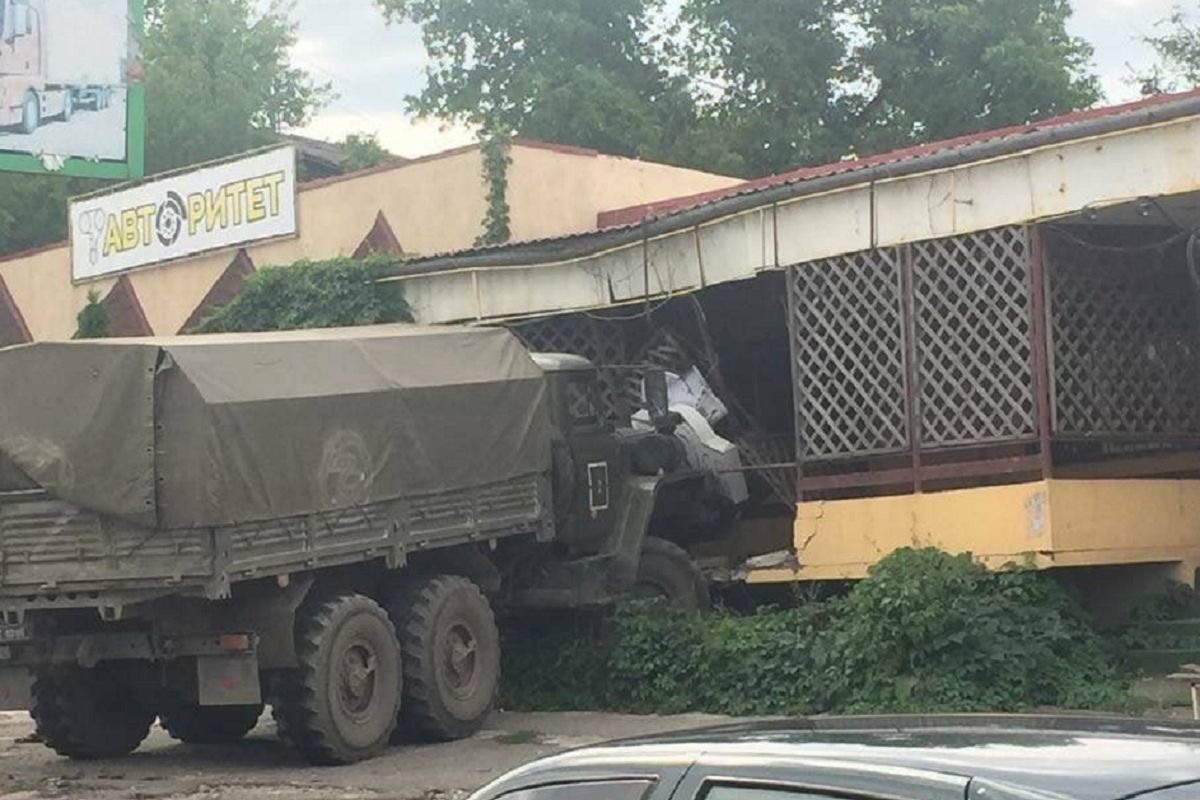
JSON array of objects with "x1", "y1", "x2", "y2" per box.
[{"x1": 0, "y1": 709, "x2": 732, "y2": 800}]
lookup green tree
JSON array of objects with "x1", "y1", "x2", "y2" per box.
[
  {"x1": 384, "y1": 0, "x2": 1099, "y2": 178},
  {"x1": 0, "y1": 175, "x2": 99, "y2": 256},
  {"x1": 0, "y1": 0, "x2": 329, "y2": 255},
  {"x1": 843, "y1": 0, "x2": 1100, "y2": 154},
  {"x1": 74, "y1": 290, "x2": 110, "y2": 339},
  {"x1": 338, "y1": 133, "x2": 398, "y2": 173},
  {"x1": 143, "y1": 0, "x2": 331, "y2": 175},
  {"x1": 676, "y1": 0, "x2": 850, "y2": 175},
  {"x1": 374, "y1": 0, "x2": 701, "y2": 164},
  {"x1": 1138, "y1": 6, "x2": 1200, "y2": 95},
  {"x1": 190, "y1": 256, "x2": 412, "y2": 334}
]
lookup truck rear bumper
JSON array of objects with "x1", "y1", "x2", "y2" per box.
[{"x1": 0, "y1": 630, "x2": 262, "y2": 712}]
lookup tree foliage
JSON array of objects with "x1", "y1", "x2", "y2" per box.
[
  {"x1": 845, "y1": 0, "x2": 1099, "y2": 157},
  {"x1": 0, "y1": 0, "x2": 329, "y2": 255},
  {"x1": 189, "y1": 256, "x2": 412, "y2": 334},
  {"x1": 375, "y1": 0, "x2": 708, "y2": 165},
  {"x1": 338, "y1": 133, "x2": 398, "y2": 173},
  {"x1": 143, "y1": 0, "x2": 331, "y2": 176},
  {"x1": 381, "y1": 0, "x2": 1099, "y2": 177},
  {"x1": 1138, "y1": 6, "x2": 1200, "y2": 95},
  {"x1": 74, "y1": 290, "x2": 110, "y2": 340}
]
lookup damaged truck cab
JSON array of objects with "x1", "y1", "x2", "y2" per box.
[{"x1": 0, "y1": 326, "x2": 725, "y2": 765}]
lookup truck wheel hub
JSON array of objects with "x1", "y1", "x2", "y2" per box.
[
  {"x1": 338, "y1": 642, "x2": 378, "y2": 716},
  {"x1": 442, "y1": 623, "x2": 478, "y2": 697}
]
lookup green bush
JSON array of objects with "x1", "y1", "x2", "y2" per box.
[
  {"x1": 74, "y1": 289, "x2": 110, "y2": 339},
  {"x1": 501, "y1": 547, "x2": 1130, "y2": 715},
  {"x1": 818, "y1": 548, "x2": 1124, "y2": 712},
  {"x1": 190, "y1": 255, "x2": 411, "y2": 334}
]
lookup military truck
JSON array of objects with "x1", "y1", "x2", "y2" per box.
[{"x1": 0, "y1": 325, "x2": 724, "y2": 765}]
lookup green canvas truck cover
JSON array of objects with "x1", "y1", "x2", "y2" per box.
[{"x1": 0, "y1": 325, "x2": 551, "y2": 529}]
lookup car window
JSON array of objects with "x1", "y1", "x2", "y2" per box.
[
  {"x1": 503, "y1": 779, "x2": 656, "y2": 800},
  {"x1": 702, "y1": 784, "x2": 857, "y2": 800}
]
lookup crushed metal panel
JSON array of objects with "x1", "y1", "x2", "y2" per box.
[
  {"x1": 876, "y1": 171, "x2": 960, "y2": 244},
  {"x1": 775, "y1": 185, "x2": 874, "y2": 267},
  {"x1": 697, "y1": 208, "x2": 775, "y2": 284},
  {"x1": 401, "y1": 270, "x2": 481, "y2": 323},
  {"x1": 476, "y1": 261, "x2": 609, "y2": 320}
]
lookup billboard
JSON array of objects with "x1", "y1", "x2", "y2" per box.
[
  {"x1": 0, "y1": 0, "x2": 144, "y2": 179},
  {"x1": 69, "y1": 146, "x2": 297, "y2": 281}
]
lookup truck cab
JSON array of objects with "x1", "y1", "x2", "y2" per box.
[
  {"x1": 0, "y1": 0, "x2": 43, "y2": 131},
  {"x1": 520, "y1": 353, "x2": 732, "y2": 610}
]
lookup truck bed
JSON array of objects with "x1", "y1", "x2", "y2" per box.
[{"x1": 0, "y1": 474, "x2": 549, "y2": 611}]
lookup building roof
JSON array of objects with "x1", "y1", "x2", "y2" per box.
[
  {"x1": 386, "y1": 88, "x2": 1200, "y2": 277},
  {"x1": 598, "y1": 88, "x2": 1200, "y2": 228}
]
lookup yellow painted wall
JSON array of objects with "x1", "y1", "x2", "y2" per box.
[
  {"x1": 506, "y1": 145, "x2": 740, "y2": 242},
  {"x1": 0, "y1": 142, "x2": 738, "y2": 340},
  {"x1": 748, "y1": 479, "x2": 1200, "y2": 584}
]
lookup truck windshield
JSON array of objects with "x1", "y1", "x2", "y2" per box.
[{"x1": 566, "y1": 374, "x2": 601, "y2": 427}]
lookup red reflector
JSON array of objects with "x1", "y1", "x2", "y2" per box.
[{"x1": 218, "y1": 634, "x2": 250, "y2": 651}]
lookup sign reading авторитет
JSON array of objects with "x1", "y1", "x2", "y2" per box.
[{"x1": 69, "y1": 147, "x2": 298, "y2": 281}]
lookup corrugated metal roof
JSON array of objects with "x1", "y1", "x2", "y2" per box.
[
  {"x1": 388, "y1": 88, "x2": 1200, "y2": 276},
  {"x1": 597, "y1": 88, "x2": 1200, "y2": 228}
]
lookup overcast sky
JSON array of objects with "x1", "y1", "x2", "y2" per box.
[{"x1": 289, "y1": 0, "x2": 1186, "y2": 162}]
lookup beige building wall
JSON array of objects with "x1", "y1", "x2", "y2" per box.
[
  {"x1": 506, "y1": 143, "x2": 741, "y2": 241},
  {"x1": 0, "y1": 141, "x2": 737, "y2": 341}
]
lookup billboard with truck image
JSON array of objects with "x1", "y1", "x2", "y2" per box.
[{"x1": 0, "y1": 0, "x2": 143, "y2": 179}]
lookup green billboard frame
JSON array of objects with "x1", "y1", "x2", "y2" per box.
[{"x1": 0, "y1": 0, "x2": 145, "y2": 180}]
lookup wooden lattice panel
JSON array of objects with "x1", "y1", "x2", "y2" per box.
[
  {"x1": 789, "y1": 247, "x2": 909, "y2": 459},
  {"x1": 509, "y1": 313, "x2": 630, "y2": 419},
  {"x1": 911, "y1": 227, "x2": 1037, "y2": 447},
  {"x1": 1047, "y1": 236, "x2": 1200, "y2": 437}
]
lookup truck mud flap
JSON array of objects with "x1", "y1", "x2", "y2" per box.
[{"x1": 0, "y1": 665, "x2": 31, "y2": 711}]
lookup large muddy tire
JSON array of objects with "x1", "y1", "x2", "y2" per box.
[
  {"x1": 634, "y1": 537, "x2": 711, "y2": 611},
  {"x1": 388, "y1": 575, "x2": 500, "y2": 742},
  {"x1": 30, "y1": 663, "x2": 156, "y2": 760},
  {"x1": 160, "y1": 702, "x2": 263, "y2": 744},
  {"x1": 273, "y1": 593, "x2": 401, "y2": 765}
]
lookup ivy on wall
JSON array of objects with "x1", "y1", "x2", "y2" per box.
[{"x1": 477, "y1": 131, "x2": 513, "y2": 247}]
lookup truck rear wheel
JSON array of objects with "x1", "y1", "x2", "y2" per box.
[
  {"x1": 19, "y1": 92, "x2": 39, "y2": 135},
  {"x1": 387, "y1": 575, "x2": 500, "y2": 741},
  {"x1": 160, "y1": 702, "x2": 263, "y2": 744},
  {"x1": 30, "y1": 663, "x2": 156, "y2": 760},
  {"x1": 273, "y1": 593, "x2": 401, "y2": 765},
  {"x1": 634, "y1": 537, "x2": 711, "y2": 611}
]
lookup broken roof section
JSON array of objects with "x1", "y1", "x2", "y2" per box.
[
  {"x1": 387, "y1": 88, "x2": 1200, "y2": 277},
  {"x1": 381, "y1": 89, "x2": 1200, "y2": 326}
]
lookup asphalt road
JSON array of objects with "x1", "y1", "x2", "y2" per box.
[
  {"x1": 0, "y1": 709, "x2": 732, "y2": 800},
  {"x1": 0, "y1": 95, "x2": 128, "y2": 161}
]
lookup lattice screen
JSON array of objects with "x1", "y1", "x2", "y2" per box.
[
  {"x1": 911, "y1": 227, "x2": 1037, "y2": 447},
  {"x1": 1047, "y1": 235, "x2": 1200, "y2": 437},
  {"x1": 509, "y1": 313, "x2": 630, "y2": 419},
  {"x1": 788, "y1": 247, "x2": 909, "y2": 459}
]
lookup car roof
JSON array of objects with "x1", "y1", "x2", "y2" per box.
[{"x1": 476, "y1": 716, "x2": 1200, "y2": 800}]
